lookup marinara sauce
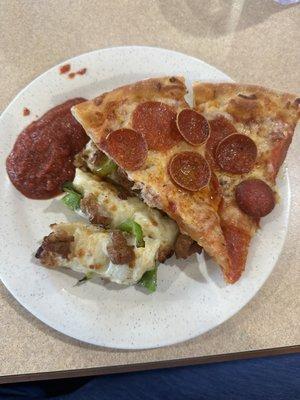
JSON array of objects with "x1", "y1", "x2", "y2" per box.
[{"x1": 6, "y1": 98, "x2": 88, "y2": 199}]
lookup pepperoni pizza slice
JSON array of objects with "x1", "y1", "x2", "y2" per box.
[
  {"x1": 193, "y1": 82, "x2": 300, "y2": 282},
  {"x1": 72, "y1": 77, "x2": 231, "y2": 272}
]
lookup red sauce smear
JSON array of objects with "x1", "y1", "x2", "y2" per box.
[
  {"x1": 68, "y1": 68, "x2": 87, "y2": 79},
  {"x1": 59, "y1": 64, "x2": 71, "y2": 74},
  {"x1": 77, "y1": 68, "x2": 87, "y2": 75},
  {"x1": 6, "y1": 98, "x2": 88, "y2": 199},
  {"x1": 23, "y1": 107, "x2": 30, "y2": 116}
]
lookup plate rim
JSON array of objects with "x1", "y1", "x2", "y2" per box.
[{"x1": 0, "y1": 45, "x2": 290, "y2": 349}]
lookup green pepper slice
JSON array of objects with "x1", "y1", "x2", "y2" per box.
[
  {"x1": 119, "y1": 219, "x2": 145, "y2": 248},
  {"x1": 94, "y1": 157, "x2": 117, "y2": 177},
  {"x1": 61, "y1": 181, "x2": 83, "y2": 211},
  {"x1": 138, "y1": 267, "x2": 157, "y2": 293}
]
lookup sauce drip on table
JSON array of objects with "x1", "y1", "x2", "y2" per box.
[{"x1": 6, "y1": 98, "x2": 88, "y2": 199}]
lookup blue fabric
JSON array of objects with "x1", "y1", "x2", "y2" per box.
[{"x1": 0, "y1": 354, "x2": 299, "y2": 400}]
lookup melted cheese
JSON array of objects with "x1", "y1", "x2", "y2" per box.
[
  {"x1": 46, "y1": 169, "x2": 178, "y2": 285},
  {"x1": 73, "y1": 168, "x2": 178, "y2": 251},
  {"x1": 50, "y1": 223, "x2": 160, "y2": 285}
]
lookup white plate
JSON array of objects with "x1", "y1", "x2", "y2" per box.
[{"x1": 0, "y1": 46, "x2": 290, "y2": 349}]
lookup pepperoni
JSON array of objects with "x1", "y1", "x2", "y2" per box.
[
  {"x1": 105, "y1": 129, "x2": 148, "y2": 171},
  {"x1": 205, "y1": 116, "x2": 237, "y2": 168},
  {"x1": 215, "y1": 134, "x2": 257, "y2": 174},
  {"x1": 235, "y1": 179, "x2": 275, "y2": 218},
  {"x1": 176, "y1": 109, "x2": 210, "y2": 146},
  {"x1": 168, "y1": 151, "x2": 211, "y2": 191},
  {"x1": 132, "y1": 101, "x2": 182, "y2": 151}
]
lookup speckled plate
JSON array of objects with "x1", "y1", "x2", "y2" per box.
[{"x1": 0, "y1": 46, "x2": 290, "y2": 349}]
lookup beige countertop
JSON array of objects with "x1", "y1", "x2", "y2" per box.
[{"x1": 0, "y1": 0, "x2": 299, "y2": 382}]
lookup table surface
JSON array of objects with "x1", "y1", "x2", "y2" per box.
[{"x1": 0, "y1": 0, "x2": 299, "y2": 384}]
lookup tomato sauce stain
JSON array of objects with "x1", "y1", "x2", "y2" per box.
[
  {"x1": 23, "y1": 107, "x2": 30, "y2": 116},
  {"x1": 77, "y1": 68, "x2": 87, "y2": 75},
  {"x1": 59, "y1": 64, "x2": 71, "y2": 74},
  {"x1": 68, "y1": 68, "x2": 87, "y2": 79}
]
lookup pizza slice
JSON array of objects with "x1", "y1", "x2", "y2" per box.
[
  {"x1": 193, "y1": 82, "x2": 300, "y2": 282},
  {"x1": 72, "y1": 77, "x2": 231, "y2": 273}
]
